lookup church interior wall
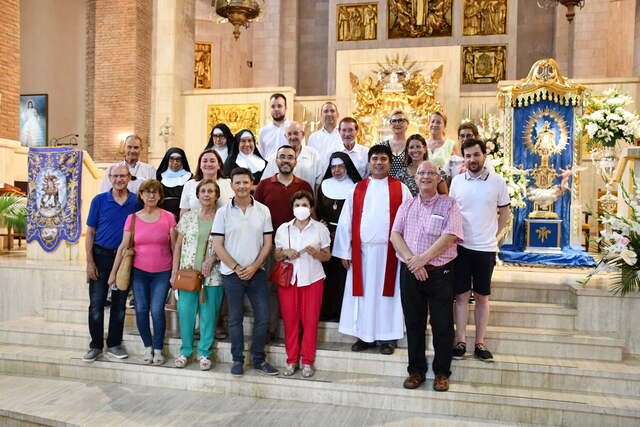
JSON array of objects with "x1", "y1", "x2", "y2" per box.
[
  {"x1": 515, "y1": 0, "x2": 555, "y2": 79},
  {"x1": 297, "y1": 0, "x2": 330, "y2": 96},
  {"x1": 20, "y1": 0, "x2": 86, "y2": 150}
]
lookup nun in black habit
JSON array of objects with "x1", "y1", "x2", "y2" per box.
[
  {"x1": 223, "y1": 129, "x2": 267, "y2": 185},
  {"x1": 316, "y1": 151, "x2": 362, "y2": 322},
  {"x1": 205, "y1": 123, "x2": 236, "y2": 164},
  {"x1": 156, "y1": 147, "x2": 192, "y2": 220}
]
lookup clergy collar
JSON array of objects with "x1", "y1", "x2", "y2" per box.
[
  {"x1": 465, "y1": 167, "x2": 490, "y2": 181},
  {"x1": 231, "y1": 196, "x2": 254, "y2": 207}
]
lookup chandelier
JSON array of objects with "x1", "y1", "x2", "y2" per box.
[
  {"x1": 213, "y1": 0, "x2": 264, "y2": 40},
  {"x1": 537, "y1": 0, "x2": 585, "y2": 22}
]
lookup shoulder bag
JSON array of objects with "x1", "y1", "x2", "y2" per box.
[
  {"x1": 115, "y1": 213, "x2": 136, "y2": 291},
  {"x1": 174, "y1": 230, "x2": 209, "y2": 303},
  {"x1": 269, "y1": 226, "x2": 294, "y2": 288}
]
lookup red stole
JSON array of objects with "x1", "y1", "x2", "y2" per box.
[{"x1": 351, "y1": 177, "x2": 403, "y2": 297}]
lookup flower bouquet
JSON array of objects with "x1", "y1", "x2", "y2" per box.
[
  {"x1": 478, "y1": 115, "x2": 529, "y2": 208},
  {"x1": 580, "y1": 88, "x2": 640, "y2": 150},
  {"x1": 582, "y1": 173, "x2": 640, "y2": 295}
]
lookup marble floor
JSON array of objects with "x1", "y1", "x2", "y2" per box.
[{"x1": 0, "y1": 375, "x2": 532, "y2": 427}]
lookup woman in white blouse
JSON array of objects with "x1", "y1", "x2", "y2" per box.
[
  {"x1": 274, "y1": 191, "x2": 331, "y2": 378},
  {"x1": 179, "y1": 149, "x2": 233, "y2": 217}
]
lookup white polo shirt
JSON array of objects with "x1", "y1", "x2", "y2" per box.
[
  {"x1": 308, "y1": 127, "x2": 342, "y2": 166},
  {"x1": 211, "y1": 197, "x2": 274, "y2": 275},
  {"x1": 275, "y1": 219, "x2": 331, "y2": 287},
  {"x1": 258, "y1": 120, "x2": 290, "y2": 160},
  {"x1": 449, "y1": 168, "x2": 510, "y2": 252},
  {"x1": 260, "y1": 145, "x2": 324, "y2": 188},
  {"x1": 337, "y1": 142, "x2": 369, "y2": 179}
]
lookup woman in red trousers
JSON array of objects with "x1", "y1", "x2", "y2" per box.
[{"x1": 274, "y1": 191, "x2": 331, "y2": 378}]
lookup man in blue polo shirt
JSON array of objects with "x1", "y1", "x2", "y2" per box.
[{"x1": 83, "y1": 164, "x2": 141, "y2": 362}]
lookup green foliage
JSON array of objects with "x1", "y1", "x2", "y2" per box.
[{"x1": 0, "y1": 194, "x2": 27, "y2": 234}]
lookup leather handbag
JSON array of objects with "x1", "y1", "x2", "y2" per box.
[
  {"x1": 115, "y1": 213, "x2": 136, "y2": 291},
  {"x1": 173, "y1": 235, "x2": 209, "y2": 303},
  {"x1": 269, "y1": 226, "x2": 293, "y2": 288}
]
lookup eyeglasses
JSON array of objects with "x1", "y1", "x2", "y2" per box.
[
  {"x1": 416, "y1": 171, "x2": 439, "y2": 176},
  {"x1": 142, "y1": 190, "x2": 159, "y2": 195},
  {"x1": 390, "y1": 118, "x2": 407, "y2": 124}
]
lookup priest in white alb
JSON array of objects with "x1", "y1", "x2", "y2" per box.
[{"x1": 333, "y1": 144, "x2": 412, "y2": 355}]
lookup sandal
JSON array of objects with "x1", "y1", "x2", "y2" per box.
[
  {"x1": 153, "y1": 351, "x2": 165, "y2": 366},
  {"x1": 215, "y1": 327, "x2": 228, "y2": 340},
  {"x1": 174, "y1": 355, "x2": 188, "y2": 368},
  {"x1": 142, "y1": 347, "x2": 153, "y2": 365},
  {"x1": 199, "y1": 355, "x2": 212, "y2": 371}
]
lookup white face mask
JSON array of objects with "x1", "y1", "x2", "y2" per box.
[{"x1": 293, "y1": 206, "x2": 311, "y2": 221}]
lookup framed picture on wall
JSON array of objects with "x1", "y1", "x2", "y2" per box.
[{"x1": 20, "y1": 94, "x2": 48, "y2": 147}]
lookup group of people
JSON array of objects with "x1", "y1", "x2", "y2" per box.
[{"x1": 83, "y1": 94, "x2": 510, "y2": 392}]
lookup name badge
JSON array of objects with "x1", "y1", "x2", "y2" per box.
[{"x1": 431, "y1": 214, "x2": 444, "y2": 220}]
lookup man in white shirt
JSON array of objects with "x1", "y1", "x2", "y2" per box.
[
  {"x1": 337, "y1": 117, "x2": 369, "y2": 179},
  {"x1": 258, "y1": 93, "x2": 290, "y2": 159},
  {"x1": 260, "y1": 121, "x2": 324, "y2": 190},
  {"x1": 99, "y1": 135, "x2": 156, "y2": 193},
  {"x1": 448, "y1": 138, "x2": 511, "y2": 362},
  {"x1": 308, "y1": 102, "x2": 342, "y2": 166}
]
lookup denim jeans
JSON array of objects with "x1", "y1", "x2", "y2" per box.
[
  {"x1": 131, "y1": 267, "x2": 171, "y2": 350},
  {"x1": 222, "y1": 269, "x2": 269, "y2": 365},
  {"x1": 88, "y1": 245, "x2": 129, "y2": 349}
]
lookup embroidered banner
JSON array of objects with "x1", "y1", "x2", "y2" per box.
[{"x1": 27, "y1": 147, "x2": 82, "y2": 251}]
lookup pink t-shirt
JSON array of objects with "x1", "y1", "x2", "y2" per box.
[{"x1": 124, "y1": 209, "x2": 176, "y2": 273}]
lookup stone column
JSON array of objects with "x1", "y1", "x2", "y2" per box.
[
  {"x1": 0, "y1": 0, "x2": 20, "y2": 141},
  {"x1": 149, "y1": 0, "x2": 195, "y2": 164},
  {"x1": 86, "y1": 0, "x2": 153, "y2": 163}
]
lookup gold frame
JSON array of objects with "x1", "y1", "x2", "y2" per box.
[
  {"x1": 206, "y1": 103, "x2": 261, "y2": 139},
  {"x1": 336, "y1": 2, "x2": 378, "y2": 42},
  {"x1": 194, "y1": 42, "x2": 213, "y2": 89},
  {"x1": 525, "y1": 219, "x2": 562, "y2": 249},
  {"x1": 461, "y1": 44, "x2": 506, "y2": 85},
  {"x1": 462, "y1": 0, "x2": 507, "y2": 36},
  {"x1": 387, "y1": 0, "x2": 453, "y2": 39}
]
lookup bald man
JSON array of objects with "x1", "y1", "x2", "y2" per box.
[{"x1": 260, "y1": 121, "x2": 324, "y2": 191}]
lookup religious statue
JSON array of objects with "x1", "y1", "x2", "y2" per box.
[
  {"x1": 207, "y1": 104, "x2": 260, "y2": 138},
  {"x1": 462, "y1": 45, "x2": 507, "y2": 84},
  {"x1": 194, "y1": 42, "x2": 212, "y2": 89},
  {"x1": 349, "y1": 55, "x2": 443, "y2": 145},
  {"x1": 337, "y1": 3, "x2": 377, "y2": 42},
  {"x1": 463, "y1": 0, "x2": 507, "y2": 36},
  {"x1": 388, "y1": 0, "x2": 453, "y2": 38}
]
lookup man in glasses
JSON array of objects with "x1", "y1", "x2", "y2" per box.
[
  {"x1": 100, "y1": 134, "x2": 156, "y2": 193},
  {"x1": 84, "y1": 164, "x2": 142, "y2": 362},
  {"x1": 391, "y1": 160, "x2": 463, "y2": 392}
]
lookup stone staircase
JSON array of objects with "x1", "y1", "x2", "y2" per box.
[{"x1": 0, "y1": 266, "x2": 639, "y2": 426}]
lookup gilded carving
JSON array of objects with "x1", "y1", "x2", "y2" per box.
[
  {"x1": 463, "y1": 0, "x2": 507, "y2": 36},
  {"x1": 194, "y1": 42, "x2": 212, "y2": 89},
  {"x1": 388, "y1": 0, "x2": 452, "y2": 39},
  {"x1": 349, "y1": 55, "x2": 444, "y2": 145},
  {"x1": 337, "y1": 3, "x2": 378, "y2": 42},
  {"x1": 461, "y1": 45, "x2": 506, "y2": 84},
  {"x1": 207, "y1": 104, "x2": 260, "y2": 139}
]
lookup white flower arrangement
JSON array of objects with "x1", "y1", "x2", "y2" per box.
[
  {"x1": 477, "y1": 115, "x2": 529, "y2": 208},
  {"x1": 582, "y1": 172, "x2": 640, "y2": 295},
  {"x1": 579, "y1": 88, "x2": 640, "y2": 149}
]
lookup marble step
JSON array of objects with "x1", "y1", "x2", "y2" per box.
[
  {"x1": 0, "y1": 317, "x2": 635, "y2": 397},
  {"x1": 0, "y1": 344, "x2": 638, "y2": 427},
  {"x1": 43, "y1": 298, "x2": 578, "y2": 331},
  {"x1": 0, "y1": 375, "x2": 531, "y2": 427},
  {"x1": 1, "y1": 315, "x2": 624, "y2": 362}
]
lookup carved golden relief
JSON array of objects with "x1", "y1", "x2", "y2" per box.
[
  {"x1": 337, "y1": 3, "x2": 378, "y2": 42},
  {"x1": 388, "y1": 0, "x2": 452, "y2": 38},
  {"x1": 349, "y1": 55, "x2": 443, "y2": 145},
  {"x1": 206, "y1": 104, "x2": 260, "y2": 140},
  {"x1": 194, "y1": 42, "x2": 212, "y2": 89},
  {"x1": 463, "y1": 0, "x2": 507, "y2": 36},
  {"x1": 461, "y1": 45, "x2": 506, "y2": 84}
]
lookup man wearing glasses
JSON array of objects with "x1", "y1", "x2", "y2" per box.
[
  {"x1": 391, "y1": 161, "x2": 464, "y2": 392},
  {"x1": 83, "y1": 164, "x2": 142, "y2": 362}
]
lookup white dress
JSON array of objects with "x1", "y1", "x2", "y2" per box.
[{"x1": 332, "y1": 177, "x2": 412, "y2": 342}]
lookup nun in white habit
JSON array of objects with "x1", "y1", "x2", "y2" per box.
[{"x1": 223, "y1": 129, "x2": 267, "y2": 185}]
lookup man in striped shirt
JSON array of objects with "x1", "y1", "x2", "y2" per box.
[{"x1": 391, "y1": 160, "x2": 464, "y2": 392}]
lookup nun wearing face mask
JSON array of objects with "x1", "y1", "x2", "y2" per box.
[
  {"x1": 315, "y1": 152, "x2": 362, "y2": 322},
  {"x1": 205, "y1": 123, "x2": 236, "y2": 163},
  {"x1": 274, "y1": 190, "x2": 331, "y2": 378},
  {"x1": 223, "y1": 129, "x2": 267, "y2": 185},
  {"x1": 156, "y1": 147, "x2": 192, "y2": 220}
]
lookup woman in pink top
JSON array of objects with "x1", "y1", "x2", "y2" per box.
[{"x1": 109, "y1": 179, "x2": 177, "y2": 365}]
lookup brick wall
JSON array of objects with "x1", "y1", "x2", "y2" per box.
[
  {"x1": 88, "y1": 0, "x2": 152, "y2": 162},
  {"x1": 0, "y1": 0, "x2": 20, "y2": 140}
]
